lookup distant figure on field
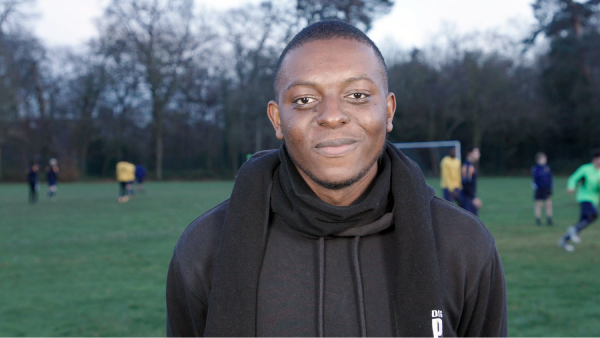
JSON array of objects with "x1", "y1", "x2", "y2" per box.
[
  {"x1": 440, "y1": 148, "x2": 462, "y2": 205},
  {"x1": 26, "y1": 161, "x2": 39, "y2": 204},
  {"x1": 461, "y1": 147, "x2": 481, "y2": 216},
  {"x1": 116, "y1": 161, "x2": 136, "y2": 203},
  {"x1": 46, "y1": 158, "x2": 59, "y2": 200},
  {"x1": 135, "y1": 164, "x2": 147, "y2": 193},
  {"x1": 531, "y1": 152, "x2": 553, "y2": 226},
  {"x1": 558, "y1": 149, "x2": 600, "y2": 252}
]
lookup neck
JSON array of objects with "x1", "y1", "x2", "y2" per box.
[{"x1": 297, "y1": 163, "x2": 379, "y2": 207}]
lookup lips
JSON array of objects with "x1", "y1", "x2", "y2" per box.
[{"x1": 314, "y1": 138, "x2": 359, "y2": 156}]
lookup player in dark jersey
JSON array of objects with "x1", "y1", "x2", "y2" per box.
[
  {"x1": 531, "y1": 152, "x2": 553, "y2": 226},
  {"x1": 26, "y1": 161, "x2": 39, "y2": 204},
  {"x1": 135, "y1": 164, "x2": 147, "y2": 194},
  {"x1": 460, "y1": 147, "x2": 481, "y2": 216},
  {"x1": 46, "y1": 158, "x2": 59, "y2": 200}
]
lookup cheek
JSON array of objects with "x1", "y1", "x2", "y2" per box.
[
  {"x1": 281, "y1": 116, "x2": 309, "y2": 147},
  {"x1": 360, "y1": 111, "x2": 389, "y2": 137}
]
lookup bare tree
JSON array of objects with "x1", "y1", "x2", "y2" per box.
[
  {"x1": 295, "y1": 0, "x2": 394, "y2": 31},
  {"x1": 0, "y1": 0, "x2": 33, "y2": 36},
  {"x1": 98, "y1": 0, "x2": 211, "y2": 179},
  {"x1": 0, "y1": 0, "x2": 41, "y2": 179},
  {"x1": 220, "y1": 2, "x2": 300, "y2": 173}
]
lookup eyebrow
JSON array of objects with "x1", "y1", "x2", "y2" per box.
[
  {"x1": 342, "y1": 76, "x2": 376, "y2": 85},
  {"x1": 283, "y1": 80, "x2": 318, "y2": 95},
  {"x1": 282, "y1": 76, "x2": 377, "y2": 95}
]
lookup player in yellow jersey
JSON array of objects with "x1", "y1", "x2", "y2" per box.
[
  {"x1": 440, "y1": 148, "x2": 462, "y2": 205},
  {"x1": 116, "y1": 161, "x2": 136, "y2": 203}
]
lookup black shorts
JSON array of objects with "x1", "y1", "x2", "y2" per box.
[
  {"x1": 580, "y1": 202, "x2": 598, "y2": 223},
  {"x1": 119, "y1": 182, "x2": 128, "y2": 197},
  {"x1": 534, "y1": 187, "x2": 552, "y2": 200}
]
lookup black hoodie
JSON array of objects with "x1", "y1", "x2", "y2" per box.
[{"x1": 166, "y1": 147, "x2": 507, "y2": 337}]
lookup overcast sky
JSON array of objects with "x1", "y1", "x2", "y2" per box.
[{"x1": 30, "y1": 0, "x2": 537, "y2": 49}]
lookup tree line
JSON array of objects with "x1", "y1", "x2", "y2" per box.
[{"x1": 1, "y1": 0, "x2": 599, "y2": 181}]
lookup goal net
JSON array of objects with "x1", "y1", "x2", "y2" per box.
[{"x1": 393, "y1": 141, "x2": 461, "y2": 177}]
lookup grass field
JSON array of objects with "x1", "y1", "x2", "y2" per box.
[{"x1": 1, "y1": 178, "x2": 599, "y2": 336}]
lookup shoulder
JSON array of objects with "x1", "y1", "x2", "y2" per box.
[
  {"x1": 579, "y1": 164, "x2": 592, "y2": 171},
  {"x1": 430, "y1": 197, "x2": 496, "y2": 269},
  {"x1": 175, "y1": 199, "x2": 229, "y2": 264},
  {"x1": 172, "y1": 200, "x2": 229, "y2": 300}
]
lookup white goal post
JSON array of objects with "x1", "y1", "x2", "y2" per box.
[{"x1": 393, "y1": 140, "x2": 462, "y2": 176}]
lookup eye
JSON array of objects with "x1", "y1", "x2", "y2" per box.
[
  {"x1": 347, "y1": 93, "x2": 369, "y2": 100},
  {"x1": 293, "y1": 97, "x2": 316, "y2": 105}
]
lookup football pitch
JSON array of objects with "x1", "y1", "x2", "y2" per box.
[{"x1": 1, "y1": 178, "x2": 599, "y2": 336}]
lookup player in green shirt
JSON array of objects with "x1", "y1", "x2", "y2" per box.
[{"x1": 558, "y1": 149, "x2": 600, "y2": 252}]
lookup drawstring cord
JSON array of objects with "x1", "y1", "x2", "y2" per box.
[
  {"x1": 318, "y1": 237, "x2": 325, "y2": 337},
  {"x1": 353, "y1": 236, "x2": 367, "y2": 337},
  {"x1": 317, "y1": 236, "x2": 367, "y2": 337}
]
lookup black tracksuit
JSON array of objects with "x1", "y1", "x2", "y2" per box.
[{"x1": 166, "y1": 190, "x2": 507, "y2": 336}]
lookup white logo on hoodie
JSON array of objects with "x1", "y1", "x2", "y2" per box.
[{"x1": 432, "y1": 310, "x2": 443, "y2": 338}]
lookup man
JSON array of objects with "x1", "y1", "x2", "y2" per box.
[
  {"x1": 440, "y1": 148, "x2": 462, "y2": 205},
  {"x1": 116, "y1": 160, "x2": 135, "y2": 203},
  {"x1": 135, "y1": 163, "x2": 147, "y2": 194},
  {"x1": 461, "y1": 147, "x2": 482, "y2": 216},
  {"x1": 46, "y1": 158, "x2": 59, "y2": 200},
  {"x1": 166, "y1": 21, "x2": 506, "y2": 337},
  {"x1": 558, "y1": 149, "x2": 600, "y2": 252},
  {"x1": 531, "y1": 152, "x2": 553, "y2": 226},
  {"x1": 26, "y1": 161, "x2": 39, "y2": 204}
]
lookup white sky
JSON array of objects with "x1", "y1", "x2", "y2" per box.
[{"x1": 30, "y1": 0, "x2": 537, "y2": 49}]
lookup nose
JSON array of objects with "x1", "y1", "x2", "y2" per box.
[{"x1": 315, "y1": 96, "x2": 349, "y2": 129}]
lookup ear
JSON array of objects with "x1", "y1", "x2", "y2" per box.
[
  {"x1": 386, "y1": 92, "x2": 396, "y2": 132},
  {"x1": 267, "y1": 100, "x2": 284, "y2": 140}
]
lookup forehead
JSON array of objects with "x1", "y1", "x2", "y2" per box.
[{"x1": 276, "y1": 38, "x2": 385, "y2": 93}]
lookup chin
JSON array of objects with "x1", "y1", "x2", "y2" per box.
[{"x1": 305, "y1": 165, "x2": 374, "y2": 191}]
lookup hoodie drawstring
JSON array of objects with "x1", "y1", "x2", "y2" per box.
[
  {"x1": 317, "y1": 236, "x2": 367, "y2": 337},
  {"x1": 318, "y1": 236, "x2": 325, "y2": 337},
  {"x1": 353, "y1": 236, "x2": 367, "y2": 337}
]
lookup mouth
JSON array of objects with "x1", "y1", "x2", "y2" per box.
[{"x1": 314, "y1": 138, "x2": 359, "y2": 156}]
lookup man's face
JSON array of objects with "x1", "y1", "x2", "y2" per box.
[
  {"x1": 470, "y1": 148, "x2": 481, "y2": 163},
  {"x1": 593, "y1": 156, "x2": 600, "y2": 168},
  {"x1": 537, "y1": 155, "x2": 547, "y2": 166},
  {"x1": 268, "y1": 39, "x2": 395, "y2": 189}
]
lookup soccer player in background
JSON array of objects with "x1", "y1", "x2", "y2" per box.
[
  {"x1": 135, "y1": 164, "x2": 147, "y2": 194},
  {"x1": 26, "y1": 161, "x2": 39, "y2": 204},
  {"x1": 531, "y1": 152, "x2": 553, "y2": 226},
  {"x1": 558, "y1": 149, "x2": 600, "y2": 252},
  {"x1": 116, "y1": 160, "x2": 136, "y2": 203},
  {"x1": 460, "y1": 147, "x2": 481, "y2": 216},
  {"x1": 440, "y1": 148, "x2": 462, "y2": 205},
  {"x1": 46, "y1": 158, "x2": 59, "y2": 200}
]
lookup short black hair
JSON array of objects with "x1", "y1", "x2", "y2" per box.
[
  {"x1": 273, "y1": 20, "x2": 388, "y2": 98},
  {"x1": 591, "y1": 149, "x2": 600, "y2": 159},
  {"x1": 465, "y1": 146, "x2": 479, "y2": 155}
]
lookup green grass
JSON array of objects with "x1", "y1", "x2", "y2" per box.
[{"x1": 1, "y1": 178, "x2": 599, "y2": 336}]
